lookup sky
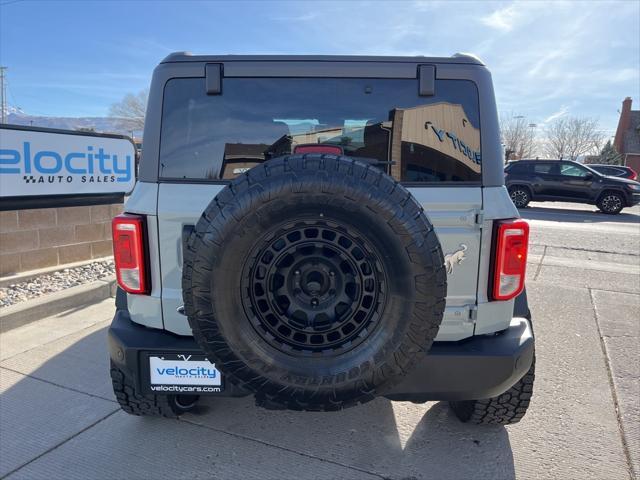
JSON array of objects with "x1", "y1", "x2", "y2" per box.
[{"x1": 1, "y1": 0, "x2": 638, "y2": 139}]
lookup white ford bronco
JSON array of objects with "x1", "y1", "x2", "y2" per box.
[{"x1": 108, "y1": 53, "x2": 535, "y2": 424}]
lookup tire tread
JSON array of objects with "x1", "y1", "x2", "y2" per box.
[
  {"x1": 450, "y1": 359, "x2": 535, "y2": 425},
  {"x1": 110, "y1": 361, "x2": 180, "y2": 418}
]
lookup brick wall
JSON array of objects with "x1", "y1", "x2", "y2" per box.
[
  {"x1": 625, "y1": 153, "x2": 640, "y2": 173},
  {"x1": 0, "y1": 203, "x2": 122, "y2": 276}
]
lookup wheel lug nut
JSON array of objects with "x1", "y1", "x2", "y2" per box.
[
  {"x1": 329, "y1": 271, "x2": 335, "y2": 276},
  {"x1": 294, "y1": 270, "x2": 300, "y2": 275},
  {"x1": 311, "y1": 298, "x2": 319, "y2": 306}
]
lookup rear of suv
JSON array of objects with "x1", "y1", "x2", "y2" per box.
[
  {"x1": 588, "y1": 164, "x2": 638, "y2": 181},
  {"x1": 108, "y1": 53, "x2": 535, "y2": 424},
  {"x1": 505, "y1": 159, "x2": 640, "y2": 214}
]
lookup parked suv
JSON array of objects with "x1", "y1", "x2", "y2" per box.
[
  {"x1": 588, "y1": 164, "x2": 638, "y2": 181},
  {"x1": 505, "y1": 159, "x2": 640, "y2": 214},
  {"x1": 108, "y1": 53, "x2": 535, "y2": 425}
]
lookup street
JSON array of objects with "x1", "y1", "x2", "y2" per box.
[{"x1": 1, "y1": 201, "x2": 638, "y2": 480}]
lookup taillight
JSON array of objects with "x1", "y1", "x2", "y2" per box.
[
  {"x1": 293, "y1": 144, "x2": 344, "y2": 155},
  {"x1": 629, "y1": 169, "x2": 638, "y2": 181},
  {"x1": 112, "y1": 214, "x2": 149, "y2": 294},
  {"x1": 491, "y1": 219, "x2": 529, "y2": 301}
]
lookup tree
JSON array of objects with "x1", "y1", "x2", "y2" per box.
[
  {"x1": 500, "y1": 114, "x2": 537, "y2": 162},
  {"x1": 109, "y1": 90, "x2": 148, "y2": 131},
  {"x1": 543, "y1": 116, "x2": 604, "y2": 161},
  {"x1": 597, "y1": 140, "x2": 623, "y2": 165}
]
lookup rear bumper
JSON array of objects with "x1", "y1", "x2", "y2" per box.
[
  {"x1": 629, "y1": 192, "x2": 640, "y2": 206},
  {"x1": 108, "y1": 311, "x2": 534, "y2": 402},
  {"x1": 108, "y1": 310, "x2": 250, "y2": 397},
  {"x1": 384, "y1": 317, "x2": 534, "y2": 401}
]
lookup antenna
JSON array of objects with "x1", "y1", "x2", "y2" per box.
[{"x1": 0, "y1": 67, "x2": 7, "y2": 124}]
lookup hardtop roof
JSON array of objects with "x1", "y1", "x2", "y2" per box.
[{"x1": 160, "y1": 52, "x2": 484, "y2": 65}]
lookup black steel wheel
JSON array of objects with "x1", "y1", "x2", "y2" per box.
[
  {"x1": 183, "y1": 154, "x2": 447, "y2": 411},
  {"x1": 242, "y1": 220, "x2": 386, "y2": 355}
]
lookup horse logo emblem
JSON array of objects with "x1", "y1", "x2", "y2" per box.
[{"x1": 444, "y1": 244, "x2": 467, "y2": 274}]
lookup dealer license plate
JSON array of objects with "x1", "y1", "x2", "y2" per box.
[{"x1": 148, "y1": 354, "x2": 223, "y2": 394}]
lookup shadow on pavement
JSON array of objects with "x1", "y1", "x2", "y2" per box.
[
  {"x1": 519, "y1": 205, "x2": 640, "y2": 224},
  {"x1": 1, "y1": 328, "x2": 515, "y2": 480}
]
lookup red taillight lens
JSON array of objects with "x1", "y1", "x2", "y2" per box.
[
  {"x1": 491, "y1": 219, "x2": 529, "y2": 301},
  {"x1": 112, "y1": 214, "x2": 149, "y2": 294},
  {"x1": 629, "y1": 169, "x2": 638, "y2": 181},
  {"x1": 293, "y1": 144, "x2": 344, "y2": 155}
]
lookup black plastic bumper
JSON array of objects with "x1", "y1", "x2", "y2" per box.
[
  {"x1": 384, "y1": 317, "x2": 534, "y2": 401},
  {"x1": 108, "y1": 310, "x2": 534, "y2": 402},
  {"x1": 108, "y1": 310, "x2": 250, "y2": 397}
]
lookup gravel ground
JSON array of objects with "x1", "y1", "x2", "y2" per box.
[{"x1": 0, "y1": 260, "x2": 114, "y2": 309}]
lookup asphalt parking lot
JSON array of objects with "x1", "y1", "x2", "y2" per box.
[{"x1": 1, "y1": 201, "x2": 638, "y2": 480}]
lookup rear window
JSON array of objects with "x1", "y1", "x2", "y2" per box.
[
  {"x1": 159, "y1": 77, "x2": 481, "y2": 183},
  {"x1": 595, "y1": 166, "x2": 623, "y2": 176},
  {"x1": 506, "y1": 162, "x2": 529, "y2": 174}
]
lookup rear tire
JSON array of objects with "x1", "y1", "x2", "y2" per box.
[
  {"x1": 449, "y1": 359, "x2": 535, "y2": 425},
  {"x1": 597, "y1": 191, "x2": 624, "y2": 214},
  {"x1": 110, "y1": 361, "x2": 199, "y2": 418},
  {"x1": 509, "y1": 186, "x2": 531, "y2": 208}
]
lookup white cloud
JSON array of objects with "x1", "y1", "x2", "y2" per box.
[
  {"x1": 480, "y1": 3, "x2": 522, "y2": 32},
  {"x1": 480, "y1": 1, "x2": 555, "y2": 32},
  {"x1": 543, "y1": 106, "x2": 569, "y2": 124},
  {"x1": 527, "y1": 50, "x2": 570, "y2": 77}
]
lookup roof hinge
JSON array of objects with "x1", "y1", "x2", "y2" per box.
[
  {"x1": 205, "y1": 63, "x2": 223, "y2": 95},
  {"x1": 418, "y1": 65, "x2": 436, "y2": 96}
]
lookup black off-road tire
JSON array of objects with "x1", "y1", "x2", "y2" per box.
[
  {"x1": 449, "y1": 359, "x2": 535, "y2": 425},
  {"x1": 597, "y1": 191, "x2": 625, "y2": 214},
  {"x1": 183, "y1": 154, "x2": 447, "y2": 411},
  {"x1": 110, "y1": 361, "x2": 199, "y2": 418},
  {"x1": 508, "y1": 186, "x2": 531, "y2": 208}
]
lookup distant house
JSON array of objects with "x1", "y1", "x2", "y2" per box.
[{"x1": 614, "y1": 97, "x2": 640, "y2": 172}]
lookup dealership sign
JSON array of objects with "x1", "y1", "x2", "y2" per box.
[{"x1": 0, "y1": 126, "x2": 136, "y2": 198}]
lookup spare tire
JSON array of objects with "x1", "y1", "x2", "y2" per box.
[{"x1": 183, "y1": 154, "x2": 446, "y2": 411}]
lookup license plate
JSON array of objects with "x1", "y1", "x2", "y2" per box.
[{"x1": 148, "y1": 354, "x2": 223, "y2": 394}]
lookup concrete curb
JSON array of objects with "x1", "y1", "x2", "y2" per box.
[
  {"x1": 0, "y1": 256, "x2": 114, "y2": 289},
  {"x1": 0, "y1": 275, "x2": 116, "y2": 333}
]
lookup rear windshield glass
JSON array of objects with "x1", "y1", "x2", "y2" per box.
[
  {"x1": 595, "y1": 166, "x2": 623, "y2": 176},
  {"x1": 159, "y1": 77, "x2": 481, "y2": 183},
  {"x1": 506, "y1": 162, "x2": 529, "y2": 174}
]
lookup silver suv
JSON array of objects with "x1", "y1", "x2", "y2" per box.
[{"x1": 108, "y1": 53, "x2": 535, "y2": 424}]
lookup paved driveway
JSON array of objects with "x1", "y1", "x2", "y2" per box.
[{"x1": 1, "y1": 202, "x2": 638, "y2": 480}]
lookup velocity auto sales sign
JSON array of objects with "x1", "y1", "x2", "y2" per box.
[{"x1": 0, "y1": 126, "x2": 136, "y2": 197}]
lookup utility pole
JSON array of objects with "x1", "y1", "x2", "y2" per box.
[{"x1": 0, "y1": 67, "x2": 7, "y2": 124}]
